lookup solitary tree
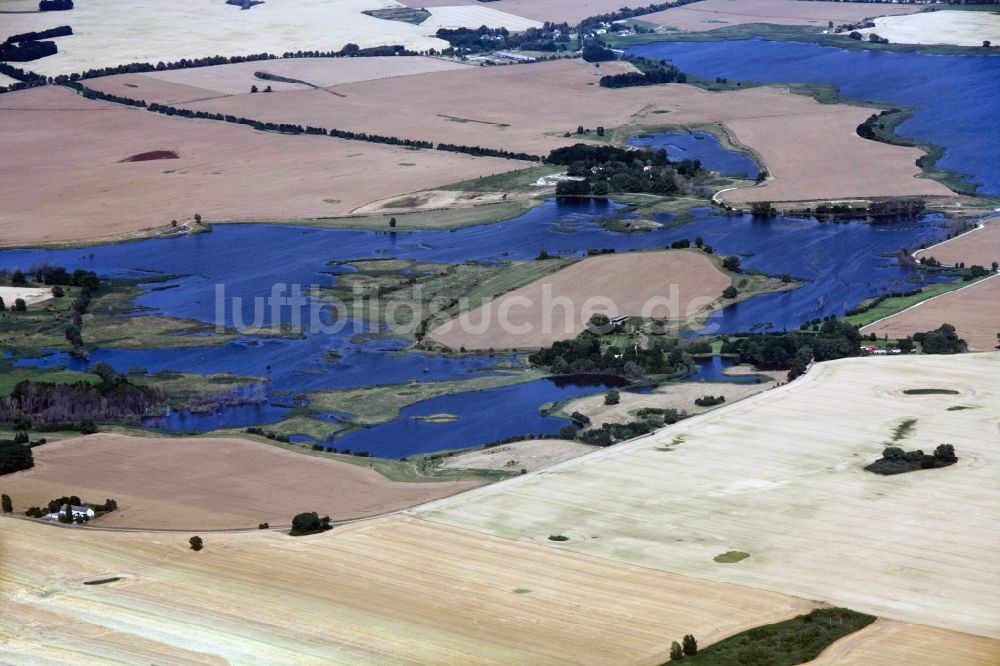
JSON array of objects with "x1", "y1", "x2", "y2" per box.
[
  {"x1": 250, "y1": 84, "x2": 259, "y2": 93},
  {"x1": 194, "y1": 213, "x2": 202, "y2": 224},
  {"x1": 1, "y1": 494, "x2": 12, "y2": 513},
  {"x1": 722, "y1": 285, "x2": 738, "y2": 299},
  {"x1": 682, "y1": 634, "x2": 698, "y2": 656},
  {"x1": 669, "y1": 641, "x2": 684, "y2": 661},
  {"x1": 984, "y1": 40, "x2": 991, "y2": 48},
  {"x1": 0, "y1": 296, "x2": 5, "y2": 312},
  {"x1": 722, "y1": 256, "x2": 741, "y2": 272},
  {"x1": 604, "y1": 389, "x2": 620, "y2": 405},
  {"x1": 13, "y1": 298, "x2": 26, "y2": 312},
  {"x1": 189, "y1": 536, "x2": 204, "y2": 551},
  {"x1": 389, "y1": 217, "x2": 397, "y2": 228}
]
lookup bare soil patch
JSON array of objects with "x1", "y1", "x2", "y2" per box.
[
  {"x1": 0, "y1": 286, "x2": 55, "y2": 306},
  {"x1": 120, "y1": 150, "x2": 179, "y2": 162},
  {"x1": 428, "y1": 250, "x2": 730, "y2": 350},
  {"x1": 562, "y1": 378, "x2": 780, "y2": 428},
  {"x1": 112, "y1": 58, "x2": 955, "y2": 203},
  {"x1": 439, "y1": 438, "x2": 599, "y2": 472},
  {"x1": 0, "y1": 433, "x2": 480, "y2": 529},
  {"x1": 643, "y1": 0, "x2": 919, "y2": 32},
  {"x1": 0, "y1": 514, "x2": 818, "y2": 663},
  {"x1": 861, "y1": 275, "x2": 1000, "y2": 351},
  {"x1": 916, "y1": 218, "x2": 1000, "y2": 268},
  {"x1": 0, "y1": 86, "x2": 531, "y2": 247},
  {"x1": 419, "y1": 353, "x2": 1000, "y2": 638}
]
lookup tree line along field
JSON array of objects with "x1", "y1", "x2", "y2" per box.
[
  {"x1": 861, "y1": 274, "x2": 1000, "y2": 351},
  {"x1": 415, "y1": 352, "x2": 1000, "y2": 640},
  {"x1": 86, "y1": 57, "x2": 954, "y2": 205},
  {"x1": 0, "y1": 86, "x2": 532, "y2": 247}
]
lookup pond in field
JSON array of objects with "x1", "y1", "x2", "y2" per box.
[
  {"x1": 629, "y1": 130, "x2": 760, "y2": 179},
  {"x1": 628, "y1": 39, "x2": 1000, "y2": 195},
  {"x1": 1, "y1": 198, "x2": 957, "y2": 454}
]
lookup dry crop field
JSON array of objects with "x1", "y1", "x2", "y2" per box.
[
  {"x1": 812, "y1": 619, "x2": 1000, "y2": 666},
  {"x1": 439, "y1": 438, "x2": 599, "y2": 473},
  {"x1": 96, "y1": 58, "x2": 954, "y2": 203},
  {"x1": 0, "y1": 514, "x2": 819, "y2": 664},
  {"x1": 0, "y1": 86, "x2": 531, "y2": 247},
  {"x1": 643, "y1": 0, "x2": 919, "y2": 32},
  {"x1": 428, "y1": 250, "x2": 731, "y2": 350},
  {"x1": 861, "y1": 275, "x2": 1000, "y2": 351},
  {"x1": 916, "y1": 218, "x2": 1000, "y2": 268},
  {"x1": 395, "y1": 0, "x2": 641, "y2": 24},
  {"x1": 859, "y1": 10, "x2": 1000, "y2": 47},
  {"x1": 0, "y1": 434, "x2": 480, "y2": 529},
  {"x1": 416, "y1": 353, "x2": 1000, "y2": 639},
  {"x1": 0, "y1": 0, "x2": 446, "y2": 78}
]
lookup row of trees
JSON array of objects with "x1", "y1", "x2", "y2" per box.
[
  {"x1": 5, "y1": 25, "x2": 72, "y2": 44},
  {"x1": 39, "y1": 0, "x2": 73, "y2": 10},
  {"x1": 721, "y1": 319, "x2": 863, "y2": 380},
  {"x1": 529, "y1": 329, "x2": 692, "y2": 378},
  {"x1": 599, "y1": 59, "x2": 687, "y2": 88},
  {"x1": 435, "y1": 23, "x2": 572, "y2": 54}
]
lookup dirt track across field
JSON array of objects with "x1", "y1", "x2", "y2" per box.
[
  {"x1": 93, "y1": 58, "x2": 954, "y2": 204},
  {"x1": 0, "y1": 434, "x2": 480, "y2": 529},
  {"x1": 0, "y1": 86, "x2": 532, "y2": 247},
  {"x1": 428, "y1": 250, "x2": 730, "y2": 350},
  {"x1": 860, "y1": 275, "x2": 1000, "y2": 351},
  {"x1": 643, "y1": 0, "x2": 919, "y2": 32}
]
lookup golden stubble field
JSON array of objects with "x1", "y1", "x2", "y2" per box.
[
  {"x1": 861, "y1": 275, "x2": 1000, "y2": 351},
  {"x1": 428, "y1": 250, "x2": 731, "y2": 350},
  {"x1": 416, "y1": 353, "x2": 1000, "y2": 639},
  {"x1": 90, "y1": 58, "x2": 953, "y2": 204},
  {"x1": 916, "y1": 218, "x2": 1000, "y2": 268},
  {"x1": 642, "y1": 0, "x2": 919, "y2": 32},
  {"x1": 0, "y1": 86, "x2": 532, "y2": 247},
  {"x1": 0, "y1": 514, "x2": 819, "y2": 664},
  {"x1": 0, "y1": 434, "x2": 480, "y2": 529}
]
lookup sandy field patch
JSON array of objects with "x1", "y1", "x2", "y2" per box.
[
  {"x1": 812, "y1": 619, "x2": 1000, "y2": 665},
  {"x1": 562, "y1": 378, "x2": 780, "y2": 428},
  {"x1": 0, "y1": 433, "x2": 479, "y2": 529},
  {"x1": 396, "y1": 0, "x2": 639, "y2": 24},
  {"x1": 861, "y1": 274, "x2": 1000, "y2": 351},
  {"x1": 439, "y1": 438, "x2": 599, "y2": 472},
  {"x1": 116, "y1": 58, "x2": 955, "y2": 202},
  {"x1": 0, "y1": 286, "x2": 55, "y2": 306},
  {"x1": 422, "y1": 5, "x2": 542, "y2": 30},
  {"x1": 428, "y1": 250, "x2": 730, "y2": 350},
  {"x1": 0, "y1": 514, "x2": 819, "y2": 664},
  {"x1": 0, "y1": 73, "x2": 19, "y2": 88},
  {"x1": 0, "y1": 86, "x2": 531, "y2": 247},
  {"x1": 0, "y1": 0, "x2": 447, "y2": 78},
  {"x1": 859, "y1": 10, "x2": 1000, "y2": 47},
  {"x1": 643, "y1": 0, "x2": 919, "y2": 32},
  {"x1": 417, "y1": 353, "x2": 1000, "y2": 638},
  {"x1": 916, "y1": 217, "x2": 1000, "y2": 268},
  {"x1": 354, "y1": 188, "x2": 515, "y2": 214},
  {"x1": 90, "y1": 56, "x2": 473, "y2": 103}
]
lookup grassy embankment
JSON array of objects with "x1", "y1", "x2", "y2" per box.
[{"x1": 841, "y1": 278, "x2": 987, "y2": 328}]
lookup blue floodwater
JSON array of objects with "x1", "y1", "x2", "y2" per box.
[
  {"x1": 629, "y1": 131, "x2": 760, "y2": 178},
  {"x1": 687, "y1": 355, "x2": 758, "y2": 383},
  {"x1": 627, "y1": 39, "x2": 1000, "y2": 195},
  {"x1": 657, "y1": 208, "x2": 954, "y2": 333},
  {"x1": 142, "y1": 403, "x2": 292, "y2": 431},
  {"x1": 0, "y1": 198, "x2": 957, "y2": 453}
]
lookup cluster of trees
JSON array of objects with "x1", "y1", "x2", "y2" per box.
[
  {"x1": 579, "y1": 0, "x2": 701, "y2": 32},
  {"x1": 856, "y1": 108, "x2": 900, "y2": 140},
  {"x1": 290, "y1": 511, "x2": 332, "y2": 536},
  {"x1": 0, "y1": 436, "x2": 34, "y2": 476},
  {"x1": 434, "y1": 23, "x2": 571, "y2": 53},
  {"x1": 599, "y1": 57, "x2": 686, "y2": 88},
  {"x1": 668, "y1": 236, "x2": 714, "y2": 254},
  {"x1": 865, "y1": 444, "x2": 958, "y2": 475},
  {"x1": 578, "y1": 419, "x2": 652, "y2": 446},
  {"x1": 0, "y1": 296, "x2": 26, "y2": 312},
  {"x1": 244, "y1": 426, "x2": 291, "y2": 442},
  {"x1": 15, "y1": 265, "x2": 102, "y2": 352},
  {"x1": 914, "y1": 323, "x2": 967, "y2": 354},
  {"x1": 669, "y1": 635, "x2": 698, "y2": 661},
  {"x1": 0, "y1": 39, "x2": 57, "y2": 62},
  {"x1": 0, "y1": 363, "x2": 165, "y2": 425},
  {"x1": 39, "y1": 0, "x2": 73, "y2": 10},
  {"x1": 311, "y1": 443, "x2": 371, "y2": 456},
  {"x1": 694, "y1": 394, "x2": 725, "y2": 407},
  {"x1": 867, "y1": 198, "x2": 926, "y2": 220},
  {"x1": 529, "y1": 329, "x2": 690, "y2": 378},
  {"x1": 548, "y1": 143, "x2": 699, "y2": 196},
  {"x1": 722, "y1": 319, "x2": 862, "y2": 379},
  {"x1": 5, "y1": 26, "x2": 72, "y2": 44},
  {"x1": 581, "y1": 43, "x2": 616, "y2": 63},
  {"x1": 634, "y1": 406, "x2": 689, "y2": 426}
]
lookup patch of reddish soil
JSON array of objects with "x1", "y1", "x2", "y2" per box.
[{"x1": 120, "y1": 150, "x2": 180, "y2": 162}]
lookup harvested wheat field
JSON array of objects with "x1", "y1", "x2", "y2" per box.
[
  {"x1": 0, "y1": 86, "x2": 531, "y2": 247},
  {"x1": 0, "y1": 0, "x2": 446, "y2": 78},
  {"x1": 561, "y1": 378, "x2": 781, "y2": 428},
  {"x1": 417, "y1": 353, "x2": 1000, "y2": 638},
  {"x1": 859, "y1": 10, "x2": 1000, "y2": 47},
  {"x1": 107, "y1": 58, "x2": 954, "y2": 202},
  {"x1": 861, "y1": 275, "x2": 1000, "y2": 351},
  {"x1": 439, "y1": 438, "x2": 599, "y2": 473},
  {"x1": 643, "y1": 0, "x2": 919, "y2": 32},
  {"x1": 0, "y1": 514, "x2": 820, "y2": 664},
  {"x1": 429, "y1": 250, "x2": 730, "y2": 350},
  {"x1": 395, "y1": 0, "x2": 638, "y2": 24},
  {"x1": 916, "y1": 218, "x2": 1000, "y2": 268},
  {"x1": 811, "y1": 619, "x2": 1000, "y2": 666},
  {"x1": 0, "y1": 433, "x2": 480, "y2": 529},
  {"x1": 85, "y1": 56, "x2": 473, "y2": 103},
  {"x1": 421, "y1": 5, "x2": 542, "y2": 31}
]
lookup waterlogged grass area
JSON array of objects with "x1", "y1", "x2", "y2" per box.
[{"x1": 841, "y1": 280, "x2": 977, "y2": 328}]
